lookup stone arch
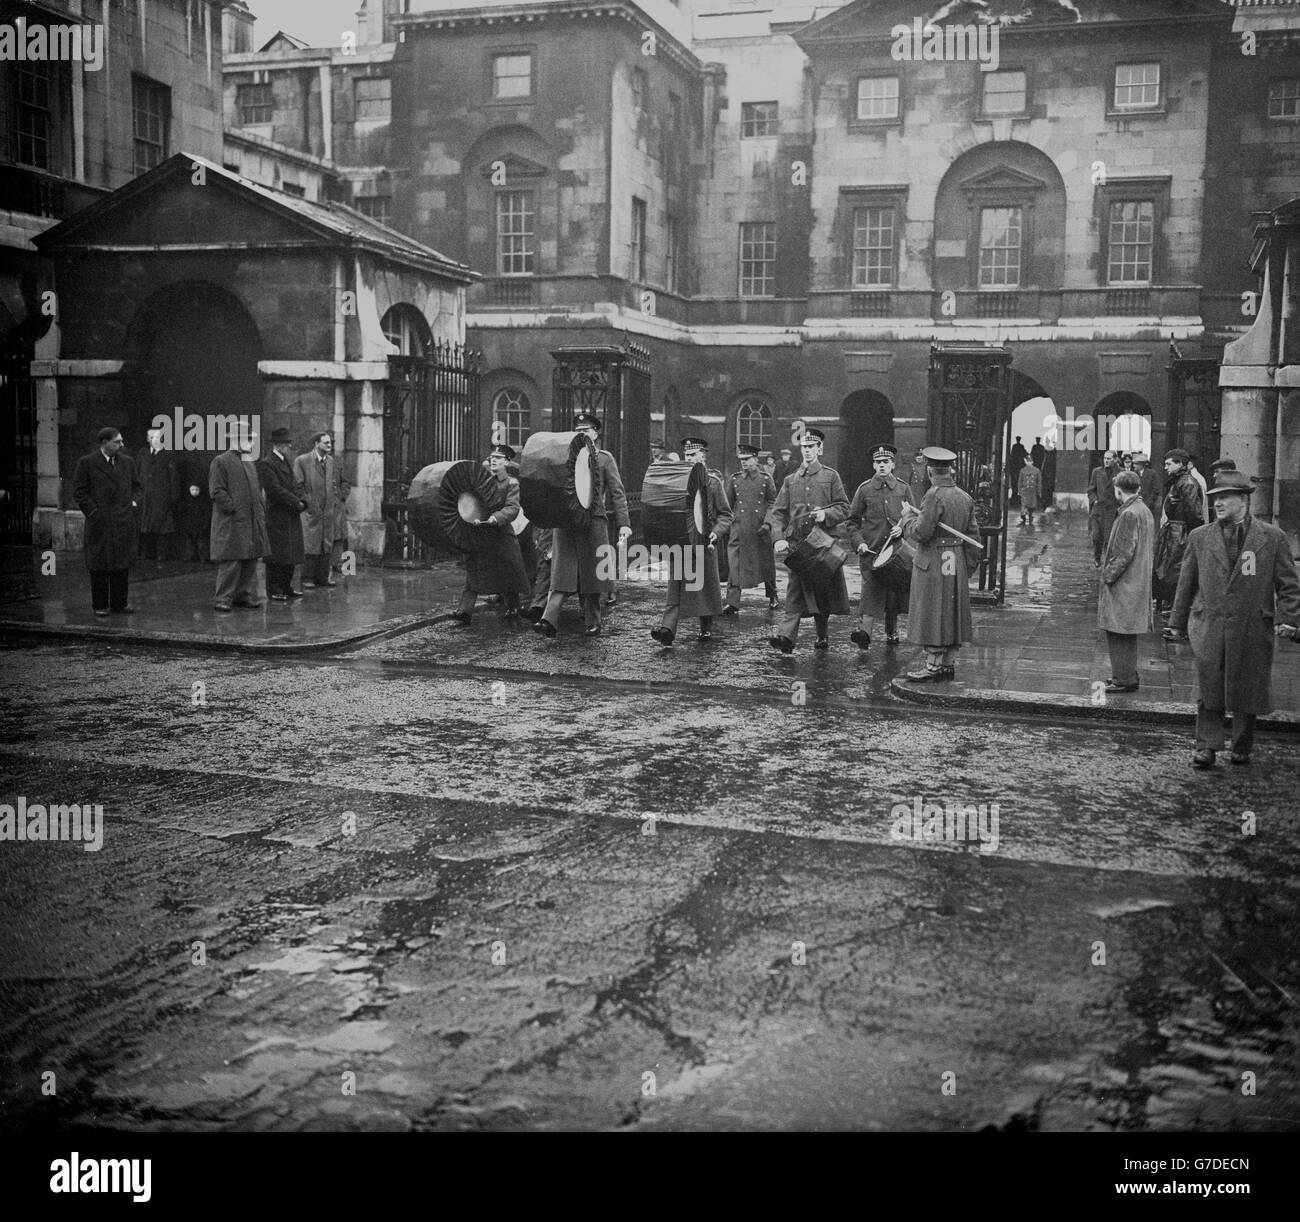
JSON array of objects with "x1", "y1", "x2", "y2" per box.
[
  {"x1": 731, "y1": 390, "x2": 774, "y2": 459},
  {"x1": 484, "y1": 366, "x2": 542, "y2": 448},
  {"x1": 932, "y1": 141, "x2": 1068, "y2": 291},
  {"x1": 380, "y1": 303, "x2": 432, "y2": 356},
  {"x1": 838, "y1": 388, "x2": 894, "y2": 496}
]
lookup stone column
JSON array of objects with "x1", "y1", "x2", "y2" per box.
[{"x1": 347, "y1": 378, "x2": 386, "y2": 563}]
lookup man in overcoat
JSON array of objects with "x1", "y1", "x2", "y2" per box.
[
  {"x1": 1153, "y1": 447, "x2": 1204, "y2": 620},
  {"x1": 587, "y1": 415, "x2": 631, "y2": 610},
  {"x1": 1134, "y1": 453, "x2": 1161, "y2": 522},
  {"x1": 294, "y1": 431, "x2": 350, "y2": 588},
  {"x1": 845, "y1": 443, "x2": 914, "y2": 653},
  {"x1": 136, "y1": 426, "x2": 180, "y2": 562},
  {"x1": 257, "y1": 426, "x2": 307, "y2": 601},
  {"x1": 650, "y1": 438, "x2": 733, "y2": 645},
  {"x1": 210, "y1": 424, "x2": 269, "y2": 612},
  {"x1": 768, "y1": 428, "x2": 850, "y2": 653},
  {"x1": 1017, "y1": 454, "x2": 1042, "y2": 527},
  {"x1": 1097, "y1": 470, "x2": 1155, "y2": 693},
  {"x1": 1165, "y1": 471, "x2": 1300, "y2": 768},
  {"x1": 178, "y1": 448, "x2": 213, "y2": 562},
  {"x1": 72, "y1": 426, "x2": 141, "y2": 616},
  {"x1": 723, "y1": 443, "x2": 778, "y2": 614},
  {"x1": 1087, "y1": 450, "x2": 1121, "y2": 566},
  {"x1": 903, "y1": 446, "x2": 981, "y2": 683},
  {"x1": 451, "y1": 443, "x2": 531, "y2": 624}
]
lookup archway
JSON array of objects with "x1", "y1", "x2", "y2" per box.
[
  {"x1": 838, "y1": 389, "x2": 894, "y2": 495},
  {"x1": 126, "y1": 280, "x2": 263, "y2": 456},
  {"x1": 1006, "y1": 371, "x2": 1055, "y2": 508},
  {"x1": 1094, "y1": 390, "x2": 1153, "y2": 467}
]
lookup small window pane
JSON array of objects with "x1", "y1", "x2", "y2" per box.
[
  {"x1": 493, "y1": 388, "x2": 532, "y2": 450},
  {"x1": 1114, "y1": 62, "x2": 1160, "y2": 110},
  {"x1": 357, "y1": 195, "x2": 391, "y2": 225},
  {"x1": 1269, "y1": 79, "x2": 1300, "y2": 120},
  {"x1": 497, "y1": 191, "x2": 535, "y2": 276},
  {"x1": 355, "y1": 77, "x2": 390, "y2": 121},
  {"x1": 238, "y1": 82, "x2": 273, "y2": 125},
  {"x1": 983, "y1": 71, "x2": 1026, "y2": 115},
  {"x1": 14, "y1": 64, "x2": 52, "y2": 168},
  {"x1": 630, "y1": 197, "x2": 647, "y2": 281},
  {"x1": 736, "y1": 399, "x2": 772, "y2": 451},
  {"x1": 852, "y1": 206, "x2": 895, "y2": 288},
  {"x1": 132, "y1": 76, "x2": 169, "y2": 176},
  {"x1": 1107, "y1": 200, "x2": 1154, "y2": 285},
  {"x1": 979, "y1": 206, "x2": 1022, "y2": 288},
  {"x1": 739, "y1": 222, "x2": 776, "y2": 297},
  {"x1": 741, "y1": 101, "x2": 779, "y2": 137},
  {"x1": 856, "y1": 77, "x2": 899, "y2": 121},
  {"x1": 494, "y1": 54, "x2": 532, "y2": 98}
]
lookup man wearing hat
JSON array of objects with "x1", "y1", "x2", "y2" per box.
[
  {"x1": 1152, "y1": 447, "x2": 1204, "y2": 622},
  {"x1": 452, "y1": 443, "x2": 531, "y2": 625},
  {"x1": 209, "y1": 421, "x2": 269, "y2": 612},
  {"x1": 1208, "y1": 457, "x2": 1236, "y2": 477},
  {"x1": 722, "y1": 443, "x2": 779, "y2": 613},
  {"x1": 771, "y1": 447, "x2": 794, "y2": 492},
  {"x1": 257, "y1": 427, "x2": 307, "y2": 601},
  {"x1": 293, "y1": 431, "x2": 350, "y2": 589},
  {"x1": 1097, "y1": 469, "x2": 1154, "y2": 693},
  {"x1": 1134, "y1": 453, "x2": 1161, "y2": 521},
  {"x1": 650, "y1": 438, "x2": 733, "y2": 645},
  {"x1": 768, "y1": 427, "x2": 851, "y2": 652},
  {"x1": 1164, "y1": 470, "x2": 1300, "y2": 768},
  {"x1": 903, "y1": 445, "x2": 980, "y2": 682},
  {"x1": 845, "y1": 443, "x2": 915, "y2": 651},
  {"x1": 650, "y1": 438, "x2": 674, "y2": 466}
]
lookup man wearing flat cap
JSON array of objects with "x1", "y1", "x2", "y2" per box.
[
  {"x1": 767, "y1": 427, "x2": 850, "y2": 653},
  {"x1": 1164, "y1": 471, "x2": 1300, "y2": 768},
  {"x1": 723, "y1": 443, "x2": 778, "y2": 614},
  {"x1": 651, "y1": 438, "x2": 733, "y2": 645},
  {"x1": 257, "y1": 427, "x2": 307, "y2": 601},
  {"x1": 452, "y1": 443, "x2": 531, "y2": 625},
  {"x1": 845, "y1": 443, "x2": 915, "y2": 652},
  {"x1": 903, "y1": 445, "x2": 980, "y2": 682}
]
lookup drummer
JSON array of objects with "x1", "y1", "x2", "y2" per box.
[
  {"x1": 450, "y1": 442, "x2": 530, "y2": 625},
  {"x1": 650, "y1": 437, "x2": 732, "y2": 645},
  {"x1": 903, "y1": 444, "x2": 981, "y2": 683},
  {"x1": 768, "y1": 427, "x2": 851, "y2": 653},
  {"x1": 845, "y1": 443, "x2": 915, "y2": 652}
]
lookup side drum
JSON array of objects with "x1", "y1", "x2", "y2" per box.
[{"x1": 870, "y1": 536, "x2": 915, "y2": 595}]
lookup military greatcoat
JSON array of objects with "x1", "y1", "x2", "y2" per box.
[
  {"x1": 465, "y1": 472, "x2": 530, "y2": 596},
  {"x1": 845, "y1": 473, "x2": 914, "y2": 619},
  {"x1": 725, "y1": 467, "x2": 777, "y2": 589},
  {"x1": 663, "y1": 470, "x2": 733, "y2": 619},
  {"x1": 904, "y1": 474, "x2": 979, "y2": 647},
  {"x1": 769, "y1": 461, "x2": 851, "y2": 617}
]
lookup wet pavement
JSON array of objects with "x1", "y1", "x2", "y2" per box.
[{"x1": 0, "y1": 641, "x2": 1297, "y2": 1131}]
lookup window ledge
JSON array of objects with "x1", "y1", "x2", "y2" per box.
[{"x1": 1106, "y1": 106, "x2": 1167, "y2": 120}]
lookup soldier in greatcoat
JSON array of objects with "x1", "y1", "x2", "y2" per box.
[
  {"x1": 451, "y1": 444, "x2": 531, "y2": 624},
  {"x1": 650, "y1": 438, "x2": 733, "y2": 645},
  {"x1": 767, "y1": 428, "x2": 850, "y2": 653},
  {"x1": 903, "y1": 446, "x2": 981, "y2": 683},
  {"x1": 209, "y1": 423, "x2": 269, "y2": 612},
  {"x1": 1017, "y1": 454, "x2": 1042, "y2": 526},
  {"x1": 293, "y1": 431, "x2": 350, "y2": 588},
  {"x1": 256, "y1": 426, "x2": 307, "y2": 601},
  {"x1": 72, "y1": 426, "x2": 141, "y2": 616},
  {"x1": 1165, "y1": 471, "x2": 1300, "y2": 768},
  {"x1": 535, "y1": 413, "x2": 628, "y2": 638},
  {"x1": 588, "y1": 416, "x2": 631, "y2": 610},
  {"x1": 845, "y1": 443, "x2": 914, "y2": 652},
  {"x1": 135, "y1": 426, "x2": 181, "y2": 562},
  {"x1": 722, "y1": 443, "x2": 778, "y2": 614}
]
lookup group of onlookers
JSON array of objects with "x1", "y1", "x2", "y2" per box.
[
  {"x1": 71, "y1": 424, "x2": 349, "y2": 616},
  {"x1": 1093, "y1": 446, "x2": 1300, "y2": 769}
]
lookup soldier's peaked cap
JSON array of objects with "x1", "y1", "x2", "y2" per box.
[
  {"x1": 920, "y1": 445, "x2": 957, "y2": 463},
  {"x1": 573, "y1": 412, "x2": 602, "y2": 431},
  {"x1": 872, "y1": 444, "x2": 898, "y2": 460},
  {"x1": 801, "y1": 428, "x2": 826, "y2": 443},
  {"x1": 1208, "y1": 471, "x2": 1254, "y2": 498},
  {"x1": 489, "y1": 443, "x2": 516, "y2": 460},
  {"x1": 736, "y1": 443, "x2": 759, "y2": 457}
]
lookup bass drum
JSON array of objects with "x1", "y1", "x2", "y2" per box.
[
  {"x1": 407, "y1": 460, "x2": 507, "y2": 555},
  {"x1": 641, "y1": 461, "x2": 715, "y2": 547},
  {"x1": 519, "y1": 431, "x2": 598, "y2": 530}
]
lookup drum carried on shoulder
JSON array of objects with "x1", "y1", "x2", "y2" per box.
[{"x1": 641, "y1": 461, "x2": 716, "y2": 546}]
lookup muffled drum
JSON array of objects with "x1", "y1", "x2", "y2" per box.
[
  {"x1": 641, "y1": 461, "x2": 714, "y2": 548},
  {"x1": 784, "y1": 524, "x2": 849, "y2": 587},
  {"x1": 518, "y1": 431, "x2": 598, "y2": 530},
  {"x1": 871, "y1": 535, "x2": 915, "y2": 594}
]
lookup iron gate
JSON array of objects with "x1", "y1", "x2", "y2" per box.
[
  {"x1": 0, "y1": 344, "x2": 37, "y2": 545},
  {"x1": 1167, "y1": 341, "x2": 1222, "y2": 464},
  {"x1": 928, "y1": 342, "x2": 1012, "y2": 603},
  {"x1": 551, "y1": 342, "x2": 652, "y2": 529},
  {"x1": 382, "y1": 341, "x2": 482, "y2": 565}
]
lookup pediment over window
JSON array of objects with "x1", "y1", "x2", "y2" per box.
[
  {"x1": 959, "y1": 165, "x2": 1047, "y2": 195},
  {"x1": 479, "y1": 153, "x2": 548, "y2": 181}
]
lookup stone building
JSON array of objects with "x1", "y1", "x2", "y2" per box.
[{"x1": 1, "y1": 0, "x2": 226, "y2": 543}]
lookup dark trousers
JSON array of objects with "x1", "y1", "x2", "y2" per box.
[
  {"x1": 214, "y1": 559, "x2": 261, "y2": 607},
  {"x1": 1105, "y1": 631, "x2": 1139, "y2": 686},
  {"x1": 458, "y1": 585, "x2": 520, "y2": 617},
  {"x1": 305, "y1": 552, "x2": 332, "y2": 584},
  {"x1": 727, "y1": 579, "x2": 777, "y2": 606},
  {"x1": 660, "y1": 604, "x2": 713, "y2": 635},
  {"x1": 181, "y1": 531, "x2": 210, "y2": 563},
  {"x1": 542, "y1": 591, "x2": 600, "y2": 631},
  {"x1": 780, "y1": 610, "x2": 829, "y2": 642},
  {"x1": 90, "y1": 569, "x2": 129, "y2": 612},
  {"x1": 266, "y1": 561, "x2": 296, "y2": 597},
  {"x1": 1195, "y1": 702, "x2": 1256, "y2": 754},
  {"x1": 139, "y1": 532, "x2": 171, "y2": 561}
]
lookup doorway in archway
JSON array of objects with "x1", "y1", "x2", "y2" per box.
[{"x1": 838, "y1": 389, "x2": 894, "y2": 496}]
